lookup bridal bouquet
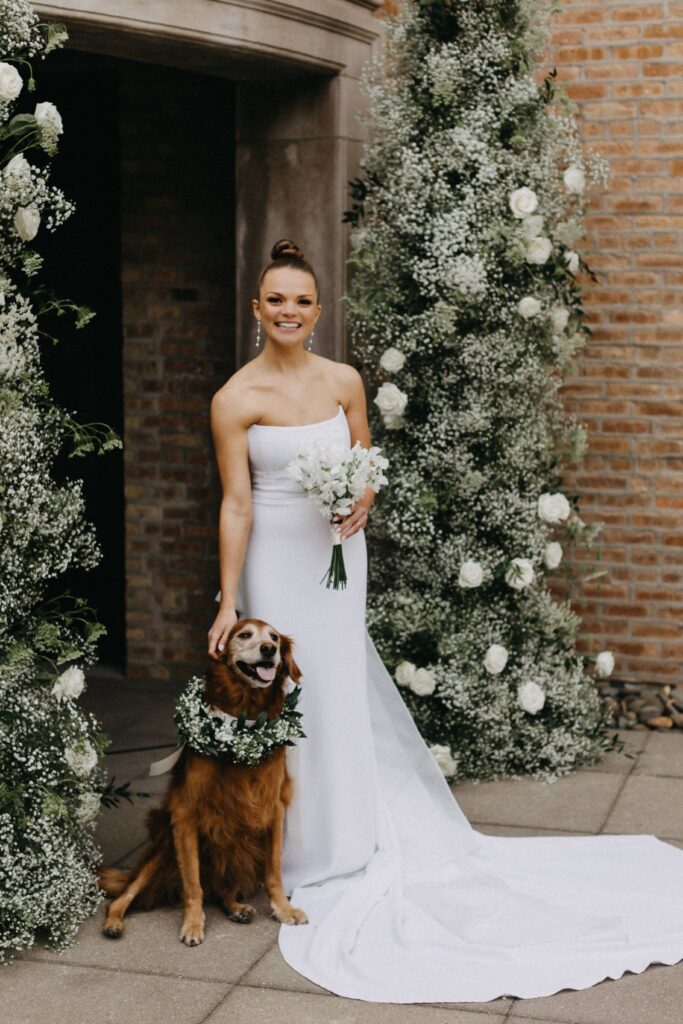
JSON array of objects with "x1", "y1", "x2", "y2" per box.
[{"x1": 286, "y1": 441, "x2": 389, "y2": 589}]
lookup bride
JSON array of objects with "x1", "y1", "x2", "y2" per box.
[{"x1": 206, "y1": 239, "x2": 683, "y2": 1004}]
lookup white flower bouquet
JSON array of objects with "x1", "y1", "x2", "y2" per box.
[{"x1": 286, "y1": 440, "x2": 389, "y2": 589}]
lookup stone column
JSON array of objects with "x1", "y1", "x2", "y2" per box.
[{"x1": 235, "y1": 71, "x2": 370, "y2": 367}]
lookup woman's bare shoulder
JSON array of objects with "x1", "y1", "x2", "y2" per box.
[
  {"x1": 327, "y1": 356, "x2": 364, "y2": 400},
  {"x1": 211, "y1": 364, "x2": 261, "y2": 428}
]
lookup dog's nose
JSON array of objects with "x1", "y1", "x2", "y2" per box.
[{"x1": 260, "y1": 643, "x2": 276, "y2": 657}]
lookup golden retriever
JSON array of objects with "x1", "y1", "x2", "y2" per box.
[{"x1": 99, "y1": 618, "x2": 308, "y2": 945}]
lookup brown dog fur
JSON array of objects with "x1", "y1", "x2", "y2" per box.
[{"x1": 99, "y1": 619, "x2": 308, "y2": 945}]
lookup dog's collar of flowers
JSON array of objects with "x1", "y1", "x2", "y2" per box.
[{"x1": 173, "y1": 675, "x2": 305, "y2": 767}]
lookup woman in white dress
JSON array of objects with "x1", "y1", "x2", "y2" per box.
[{"x1": 206, "y1": 239, "x2": 683, "y2": 1004}]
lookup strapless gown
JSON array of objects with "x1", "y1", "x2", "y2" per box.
[{"x1": 230, "y1": 402, "x2": 683, "y2": 1003}]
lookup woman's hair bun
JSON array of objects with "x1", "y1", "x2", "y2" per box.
[
  {"x1": 257, "y1": 238, "x2": 319, "y2": 300},
  {"x1": 271, "y1": 238, "x2": 304, "y2": 261}
]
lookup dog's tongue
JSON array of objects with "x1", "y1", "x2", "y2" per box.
[{"x1": 256, "y1": 664, "x2": 276, "y2": 682}]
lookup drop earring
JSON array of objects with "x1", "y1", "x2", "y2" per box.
[
  {"x1": 255, "y1": 320, "x2": 261, "y2": 348},
  {"x1": 307, "y1": 328, "x2": 315, "y2": 352}
]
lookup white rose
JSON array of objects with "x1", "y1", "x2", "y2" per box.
[
  {"x1": 14, "y1": 205, "x2": 40, "y2": 241},
  {"x1": 0, "y1": 62, "x2": 23, "y2": 102},
  {"x1": 458, "y1": 560, "x2": 484, "y2": 588},
  {"x1": 410, "y1": 667, "x2": 436, "y2": 696},
  {"x1": 565, "y1": 250, "x2": 580, "y2": 275},
  {"x1": 34, "y1": 100, "x2": 63, "y2": 135},
  {"x1": 537, "y1": 492, "x2": 571, "y2": 524},
  {"x1": 517, "y1": 681, "x2": 546, "y2": 715},
  {"x1": 65, "y1": 741, "x2": 98, "y2": 777},
  {"x1": 76, "y1": 791, "x2": 101, "y2": 825},
  {"x1": 550, "y1": 306, "x2": 570, "y2": 332},
  {"x1": 52, "y1": 665, "x2": 85, "y2": 702},
  {"x1": 563, "y1": 165, "x2": 585, "y2": 194},
  {"x1": 374, "y1": 382, "x2": 407, "y2": 427},
  {"x1": 394, "y1": 660, "x2": 417, "y2": 687},
  {"x1": 509, "y1": 186, "x2": 539, "y2": 219},
  {"x1": 520, "y1": 214, "x2": 544, "y2": 239},
  {"x1": 518, "y1": 296, "x2": 541, "y2": 319},
  {"x1": 526, "y1": 237, "x2": 552, "y2": 265},
  {"x1": 595, "y1": 651, "x2": 615, "y2": 678},
  {"x1": 350, "y1": 226, "x2": 368, "y2": 250},
  {"x1": 379, "y1": 347, "x2": 406, "y2": 373},
  {"x1": 543, "y1": 541, "x2": 563, "y2": 570},
  {"x1": 3, "y1": 153, "x2": 31, "y2": 182},
  {"x1": 484, "y1": 644, "x2": 508, "y2": 675},
  {"x1": 506, "y1": 558, "x2": 535, "y2": 590},
  {"x1": 429, "y1": 743, "x2": 458, "y2": 778}
]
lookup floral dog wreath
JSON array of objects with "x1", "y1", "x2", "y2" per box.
[{"x1": 173, "y1": 675, "x2": 305, "y2": 766}]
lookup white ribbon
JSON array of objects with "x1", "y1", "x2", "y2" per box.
[
  {"x1": 149, "y1": 744, "x2": 186, "y2": 777},
  {"x1": 329, "y1": 522, "x2": 343, "y2": 545}
]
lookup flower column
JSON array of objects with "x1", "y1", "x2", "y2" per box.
[
  {"x1": 0, "y1": 4, "x2": 119, "y2": 963},
  {"x1": 346, "y1": 0, "x2": 616, "y2": 783}
]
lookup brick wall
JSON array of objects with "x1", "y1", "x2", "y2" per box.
[
  {"x1": 120, "y1": 64, "x2": 235, "y2": 683},
  {"x1": 545, "y1": 2, "x2": 683, "y2": 684},
  {"x1": 375, "y1": 1, "x2": 682, "y2": 683}
]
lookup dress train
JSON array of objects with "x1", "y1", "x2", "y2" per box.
[{"x1": 231, "y1": 402, "x2": 683, "y2": 1003}]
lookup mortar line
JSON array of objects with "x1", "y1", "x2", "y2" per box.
[
  {"x1": 195, "y1": 984, "x2": 238, "y2": 1024},
  {"x1": 597, "y1": 729, "x2": 653, "y2": 833},
  {"x1": 596, "y1": 765, "x2": 636, "y2": 834},
  {"x1": 106, "y1": 742, "x2": 176, "y2": 755},
  {"x1": 20, "y1": 954, "x2": 233, "y2": 986},
  {"x1": 114, "y1": 839, "x2": 148, "y2": 867},
  {"x1": 231, "y1": 930, "x2": 281, "y2": 988}
]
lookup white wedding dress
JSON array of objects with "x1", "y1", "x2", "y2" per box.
[{"x1": 232, "y1": 402, "x2": 683, "y2": 1003}]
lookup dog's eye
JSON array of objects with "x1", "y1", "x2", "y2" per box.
[
  {"x1": 270, "y1": 634, "x2": 278, "y2": 643},
  {"x1": 237, "y1": 631, "x2": 252, "y2": 639}
]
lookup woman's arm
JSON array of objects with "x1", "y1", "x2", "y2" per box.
[
  {"x1": 207, "y1": 387, "x2": 253, "y2": 659},
  {"x1": 335, "y1": 364, "x2": 376, "y2": 539}
]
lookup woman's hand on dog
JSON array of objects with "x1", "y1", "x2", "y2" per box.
[{"x1": 208, "y1": 605, "x2": 238, "y2": 660}]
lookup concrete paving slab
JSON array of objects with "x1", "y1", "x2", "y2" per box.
[
  {"x1": 451, "y1": 772, "x2": 624, "y2": 833},
  {"x1": 27, "y1": 892, "x2": 278, "y2": 983},
  {"x1": 210, "y1": 986, "x2": 506, "y2": 1023},
  {"x1": 239, "y1": 941, "x2": 332, "y2": 996},
  {"x1": 84, "y1": 672, "x2": 179, "y2": 744},
  {"x1": 241, "y1": 944, "x2": 512, "y2": 1016},
  {"x1": 116, "y1": 839, "x2": 147, "y2": 869},
  {"x1": 632, "y1": 731, "x2": 683, "y2": 778},
  {"x1": 602, "y1": 775, "x2": 683, "y2": 840},
  {"x1": 584, "y1": 728, "x2": 648, "y2": 774},
  {"x1": 509, "y1": 961, "x2": 683, "y2": 1024},
  {"x1": 3, "y1": 960, "x2": 228, "y2": 1024},
  {"x1": 102, "y1": 747, "x2": 173, "y2": 796},
  {"x1": 95, "y1": 784, "x2": 156, "y2": 865}
]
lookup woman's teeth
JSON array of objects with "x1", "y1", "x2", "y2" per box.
[{"x1": 277, "y1": 322, "x2": 300, "y2": 330}]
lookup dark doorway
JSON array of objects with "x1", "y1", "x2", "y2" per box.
[{"x1": 37, "y1": 54, "x2": 126, "y2": 671}]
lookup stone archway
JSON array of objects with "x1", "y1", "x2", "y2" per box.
[
  {"x1": 33, "y1": 1, "x2": 383, "y2": 682},
  {"x1": 35, "y1": 1, "x2": 383, "y2": 362}
]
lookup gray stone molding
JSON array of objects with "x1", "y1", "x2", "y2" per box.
[
  {"x1": 34, "y1": 1, "x2": 384, "y2": 363},
  {"x1": 34, "y1": 1, "x2": 382, "y2": 77}
]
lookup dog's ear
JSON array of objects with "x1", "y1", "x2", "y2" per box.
[
  {"x1": 205, "y1": 656, "x2": 231, "y2": 703},
  {"x1": 278, "y1": 632, "x2": 302, "y2": 684}
]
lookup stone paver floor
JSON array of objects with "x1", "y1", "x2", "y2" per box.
[{"x1": 6, "y1": 670, "x2": 683, "y2": 1024}]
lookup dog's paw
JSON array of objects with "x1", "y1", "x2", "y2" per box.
[
  {"x1": 227, "y1": 904, "x2": 256, "y2": 924},
  {"x1": 102, "y1": 918, "x2": 124, "y2": 939},
  {"x1": 180, "y1": 915, "x2": 205, "y2": 947},
  {"x1": 272, "y1": 904, "x2": 308, "y2": 926}
]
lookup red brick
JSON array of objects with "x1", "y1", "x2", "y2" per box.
[
  {"x1": 611, "y1": 5, "x2": 664, "y2": 21},
  {"x1": 613, "y1": 44, "x2": 665, "y2": 59}
]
